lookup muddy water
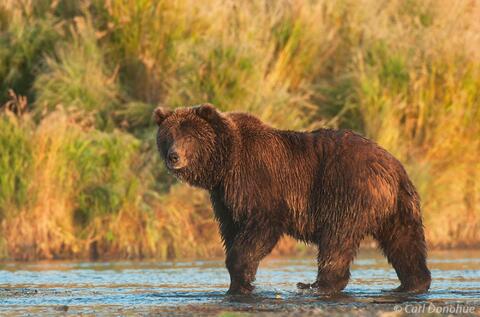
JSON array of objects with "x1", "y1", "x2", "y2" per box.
[{"x1": 0, "y1": 250, "x2": 479, "y2": 316}]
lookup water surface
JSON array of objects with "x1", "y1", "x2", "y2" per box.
[{"x1": 0, "y1": 249, "x2": 479, "y2": 316}]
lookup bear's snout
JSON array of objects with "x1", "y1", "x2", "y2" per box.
[
  {"x1": 166, "y1": 145, "x2": 187, "y2": 170},
  {"x1": 167, "y1": 150, "x2": 179, "y2": 165},
  {"x1": 166, "y1": 146, "x2": 183, "y2": 170}
]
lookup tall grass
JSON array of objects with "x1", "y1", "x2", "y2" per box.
[
  {"x1": 350, "y1": 0, "x2": 480, "y2": 245},
  {"x1": 0, "y1": 106, "x2": 220, "y2": 260},
  {"x1": 33, "y1": 15, "x2": 119, "y2": 129},
  {"x1": 0, "y1": 0, "x2": 60, "y2": 104},
  {"x1": 0, "y1": 113, "x2": 32, "y2": 220},
  {"x1": 0, "y1": 0, "x2": 479, "y2": 259}
]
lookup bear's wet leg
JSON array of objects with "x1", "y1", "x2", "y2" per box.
[
  {"x1": 376, "y1": 215, "x2": 431, "y2": 293},
  {"x1": 226, "y1": 226, "x2": 281, "y2": 295},
  {"x1": 298, "y1": 233, "x2": 362, "y2": 294}
]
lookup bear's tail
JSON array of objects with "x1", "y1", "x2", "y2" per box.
[{"x1": 375, "y1": 177, "x2": 431, "y2": 292}]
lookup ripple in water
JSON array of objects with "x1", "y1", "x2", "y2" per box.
[{"x1": 0, "y1": 249, "x2": 479, "y2": 315}]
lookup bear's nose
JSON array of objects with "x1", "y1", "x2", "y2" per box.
[{"x1": 167, "y1": 151, "x2": 180, "y2": 165}]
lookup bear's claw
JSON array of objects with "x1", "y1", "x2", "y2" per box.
[
  {"x1": 297, "y1": 282, "x2": 312, "y2": 289},
  {"x1": 227, "y1": 283, "x2": 254, "y2": 295}
]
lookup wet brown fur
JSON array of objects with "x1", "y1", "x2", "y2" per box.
[{"x1": 154, "y1": 104, "x2": 431, "y2": 295}]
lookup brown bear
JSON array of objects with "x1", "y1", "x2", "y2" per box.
[{"x1": 153, "y1": 104, "x2": 431, "y2": 295}]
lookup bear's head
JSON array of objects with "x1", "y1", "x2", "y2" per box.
[{"x1": 153, "y1": 104, "x2": 233, "y2": 189}]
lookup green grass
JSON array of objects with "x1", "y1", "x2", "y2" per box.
[
  {"x1": 0, "y1": 1, "x2": 60, "y2": 104},
  {"x1": 0, "y1": 114, "x2": 32, "y2": 219},
  {"x1": 0, "y1": 0, "x2": 478, "y2": 259},
  {"x1": 33, "y1": 15, "x2": 119, "y2": 129}
]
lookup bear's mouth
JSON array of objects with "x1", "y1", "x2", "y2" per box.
[
  {"x1": 166, "y1": 159, "x2": 188, "y2": 171},
  {"x1": 167, "y1": 165, "x2": 187, "y2": 178}
]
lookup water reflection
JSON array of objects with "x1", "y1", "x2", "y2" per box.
[{"x1": 0, "y1": 249, "x2": 478, "y2": 315}]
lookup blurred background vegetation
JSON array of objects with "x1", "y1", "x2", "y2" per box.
[{"x1": 0, "y1": 0, "x2": 479, "y2": 260}]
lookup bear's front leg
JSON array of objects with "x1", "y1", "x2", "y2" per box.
[
  {"x1": 225, "y1": 226, "x2": 281, "y2": 295},
  {"x1": 225, "y1": 249, "x2": 257, "y2": 295}
]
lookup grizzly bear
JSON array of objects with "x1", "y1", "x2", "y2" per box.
[{"x1": 153, "y1": 104, "x2": 431, "y2": 295}]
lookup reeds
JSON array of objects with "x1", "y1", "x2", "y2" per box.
[{"x1": 0, "y1": 0, "x2": 478, "y2": 259}]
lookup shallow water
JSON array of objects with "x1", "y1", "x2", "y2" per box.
[{"x1": 0, "y1": 249, "x2": 479, "y2": 316}]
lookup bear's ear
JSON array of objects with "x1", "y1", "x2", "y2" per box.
[
  {"x1": 153, "y1": 107, "x2": 172, "y2": 126},
  {"x1": 194, "y1": 103, "x2": 220, "y2": 122}
]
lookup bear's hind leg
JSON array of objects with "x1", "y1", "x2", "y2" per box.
[
  {"x1": 298, "y1": 232, "x2": 362, "y2": 294},
  {"x1": 375, "y1": 214, "x2": 431, "y2": 293}
]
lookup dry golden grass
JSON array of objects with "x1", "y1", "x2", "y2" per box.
[{"x1": 0, "y1": 0, "x2": 479, "y2": 260}]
